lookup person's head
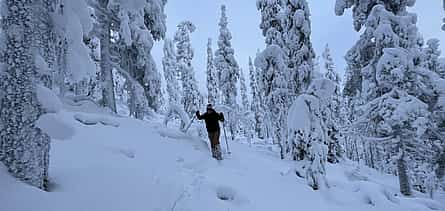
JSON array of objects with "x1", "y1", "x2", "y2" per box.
[{"x1": 206, "y1": 104, "x2": 214, "y2": 113}]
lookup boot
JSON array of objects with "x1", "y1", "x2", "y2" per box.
[
  {"x1": 211, "y1": 147, "x2": 217, "y2": 159},
  {"x1": 215, "y1": 144, "x2": 223, "y2": 160}
]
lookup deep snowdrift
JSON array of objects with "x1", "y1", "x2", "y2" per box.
[{"x1": 1, "y1": 102, "x2": 444, "y2": 211}]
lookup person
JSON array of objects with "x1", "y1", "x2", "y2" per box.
[{"x1": 196, "y1": 104, "x2": 224, "y2": 160}]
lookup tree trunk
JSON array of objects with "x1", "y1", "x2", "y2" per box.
[
  {"x1": 436, "y1": 151, "x2": 445, "y2": 180},
  {"x1": 1, "y1": 0, "x2": 51, "y2": 190},
  {"x1": 98, "y1": 0, "x2": 116, "y2": 113},
  {"x1": 398, "y1": 153, "x2": 412, "y2": 196},
  {"x1": 369, "y1": 144, "x2": 375, "y2": 169}
]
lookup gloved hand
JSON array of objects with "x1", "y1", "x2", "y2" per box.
[{"x1": 195, "y1": 111, "x2": 200, "y2": 116}]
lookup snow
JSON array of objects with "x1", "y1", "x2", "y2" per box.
[
  {"x1": 287, "y1": 94, "x2": 314, "y2": 133},
  {"x1": 2, "y1": 101, "x2": 444, "y2": 211},
  {"x1": 74, "y1": 113, "x2": 120, "y2": 127},
  {"x1": 109, "y1": 0, "x2": 148, "y2": 12},
  {"x1": 52, "y1": 0, "x2": 96, "y2": 81},
  {"x1": 36, "y1": 114, "x2": 74, "y2": 141},
  {"x1": 34, "y1": 54, "x2": 51, "y2": 75},
  {"x1": 36, "y1": 85, "x2": 63, "y2": 114}
]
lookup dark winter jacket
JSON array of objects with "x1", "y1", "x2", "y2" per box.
[{"x1": 196, "y1": 109, "x2": 224, "y2": 132}]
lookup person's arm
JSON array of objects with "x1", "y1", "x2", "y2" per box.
[
  {"x1": 219, "y1": 112, "x2": 225, "y2": 122},
  {"x1": 196, "y1": 111, "x2": 205, "y2": 120}
]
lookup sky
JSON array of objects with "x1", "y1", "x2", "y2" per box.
[{"x1": 152, "y1": 0, "x2": 445, "y2": 92}]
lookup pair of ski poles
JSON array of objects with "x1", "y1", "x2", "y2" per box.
[{"x1": 184, "y1": 114, "x2": 231, "y2": 155}]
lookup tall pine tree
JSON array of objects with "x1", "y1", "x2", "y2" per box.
[
  {"x1": 174, "y1": 21, "x2": 202, "y2": 115},
  {"x1": 249, "y1": 57, "x2": 265, "y2": 138},
  {"x1": 163, "y1": 38, "x2": 181, "y2": 105},
  {"x1": 214, "y1": 5, "x2": 240, "y2": 140},
  {"x1": 321, "y1": 44, "x2": 342, "y2": 163},
  {"x1": 256, "y1": 0, "x2": 315, "y2": 157},
  {"x1": 239, "y1": 68, "x2": 249, "y2": 111},
  {"x1": 207, "y1": 38, "x2": 218, "y2": 104}
]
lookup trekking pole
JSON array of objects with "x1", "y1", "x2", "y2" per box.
[
  {"x1": 184, "y1": 115, "x2": 196, "y2": 133},
  {"x1": 222, "y1": 122, "x2": 231, "y2": 154}
]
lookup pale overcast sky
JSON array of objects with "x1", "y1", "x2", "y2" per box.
[{"x1": 152, "y1": 0, "x2": 445, "y2": 92}]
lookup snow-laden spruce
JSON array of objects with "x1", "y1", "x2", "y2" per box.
[
  {"x1": 214, "y1": 5, "x2": 240, "y2": 140},
  {"x1": 174, "y1": 21, "x2": 202, "y2": 115},
  {"x1": 113, "y1": 0, "x2": 166, "y2": 117},
  {"x1": 239, "y1": 68, "x2": 249, "y2": 111},
  {"x1": 321, "y1": 44, "x2": 343, "y2": 164},
  {"x1": 163, "y1": 38, "x2": 181, "y2": 105},
  {"x1": 336, "y1": 0, "x2": 445, "y2": 196},
  {"x1": 248, "y1": 57, "x2": 266, "y2": 139},
  {"x1": 257, "y1": 0, "x2": 315, "y2": 94},
  {"x1": 322, "y1": 44, "x2": 340, "y2": 84},
  {"x1": 287, "y1": 78, "x2": 340, "y2": 190},
  {"x1": 206, "y1": 38, "x2": 219, "y2": 105},
  {"x1": 163, "y1": 38, "x2": 188, "y2": 130},
  {"x1": 255, "y1": 45, "x2": 288, "y2": 158},
  {"x1": 422, "y1": 39, "x2": 444, "y2": 78},
  {"x1": 89, "y1": 0, "x2": 167, "y2": 116},
  {"x1": 256, "y1": 0, "x2": 316, "y2": 160},
  {"x1": 238, "y1": 67, "x2": 254, "y2": 139}
]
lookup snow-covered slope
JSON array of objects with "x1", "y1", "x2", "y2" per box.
[{"x1": 1, "y1": 102, "x2": 444, "y2": 211}]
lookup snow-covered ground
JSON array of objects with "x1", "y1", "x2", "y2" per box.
[{"x1": 1, "y1": 101, "x2": 444, "y2": 211}]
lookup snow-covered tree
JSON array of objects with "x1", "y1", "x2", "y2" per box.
[
  {"x1": 320, "y1": 44, "x2": 343, "y2": 163},
  {"x1": 421, "y1": 39, "x2": 442, "y2": 77},
  {"x1": 214, "y1": 5, "x2": 240, "y2": 139},
  {"x1": 33, "y1": 0, "x2": 57, "y2": 88},
  {"x1": 206, "y1": 38, "x2": 218, "y2": 105},
  {"x1": 118, "y1": 2, "x2": 166, "y2": 114},
  {"x1": 0, "y1": 0, "x2": 52, "y2": 190},
  {"x1": 255, "y1": 45, "x2": 288, "y2": 157},
  {"x1": 91, "y1": 0, "x2": 118, "y2": 113},
  {"x1": 280, "y1": 0, "x2": 315, "y2": 94},
  {"x1": 90, "y1": 0, "x2": 167, "y2": 117},
  {"x1": 335, "y1": 0, "x2": 441, "y2": 195},
  {"x1": 356, "y1": 88, "x2": 431, "y2": 196},
  {"x1": 257, "y1": 0, "x2": 315, "y2": 94},
  {"x1": 313, "y1": 56, "x2": 322, "y2": 78},
  {"x1": 162, "y1": 39, "x2": 187, "y2": 130},
  {"x1": 322, "y1": 44, "x2": 340, "y2": 84},
  {"x1": 256, "y1": 0, "x2": 315, "y2": 158},
  {"x1": 287, "y1": 79, "x2": 337, "y2": 190},
  {"x1": 174, "y1": 21, "x2": 202, "y2": 115},
  {"x1": 215, "y1": 5, "x2": 239, "y2": 107},
  {"x1": 249, "y1": 57, "x2": 265, "y2": 138},
  {"x1": 239, "y1": 68, "x2": 249, "y2": 111},
  {"x1": 32, "y1": 0, "x2": 96, "y2": 97},
  {"x1": 163, "y1": 38, "x2": 180, "y2": 104},
  {"x1": 238, "y1": 67, "x2": 254, "y2": 139}
]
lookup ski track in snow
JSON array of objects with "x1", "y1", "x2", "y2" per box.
[{"x1": 0, "y1": 107, "x2": 444, "y2": 211}]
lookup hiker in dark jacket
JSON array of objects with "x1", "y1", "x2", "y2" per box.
[{"x1": 196, "y1": 104, "x2": 224, "y2": 160}]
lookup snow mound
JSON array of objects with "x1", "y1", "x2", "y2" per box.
[
  {"x1": 36, "y1": 113, "x2": 74, "y2": 140},
  {"x1": 36, "y1": 85, "x2": 63, "y2": 113},
  {"x1": 74, "y1": 113, "x2": 120, "y2": 127},
  {"x1": 62, "y1": 95, "x2": 112, "y2": 114}
]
